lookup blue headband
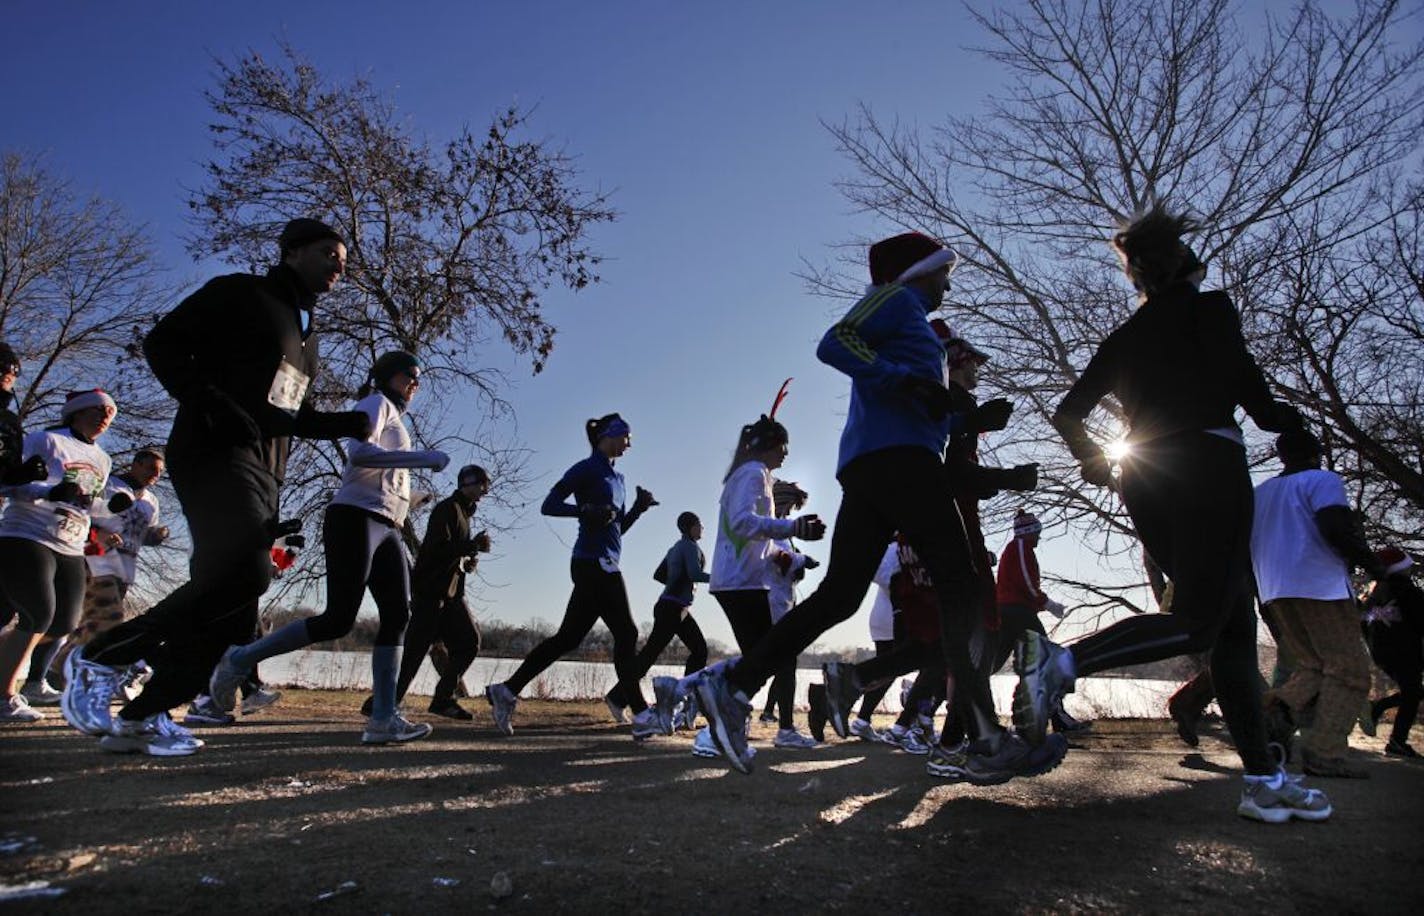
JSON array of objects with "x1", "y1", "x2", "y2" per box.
[{"x1": 597, "y1": 417, "x2": 630, "y2": 440}]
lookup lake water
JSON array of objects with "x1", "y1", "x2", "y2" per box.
[{"x1": 260, "y1": 649, "x2": 1188, "y2": 719}]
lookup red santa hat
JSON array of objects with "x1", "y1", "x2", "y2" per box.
[
  {"x1": 61, "y1": 388, "x2": 117, "y2": 421},
  {"x1": 1013, "y1": 509, "x2": 1042, "y2": 538},
  {"x1": 869, "y1": 232, "x2": 960, "y2": 286},
  {"x1": 1375, "y1": 546, "x2": 1413, "y2": 576}
]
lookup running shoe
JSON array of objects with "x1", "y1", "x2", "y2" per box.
[
  {"x1": 1385, "y1": 739, "x2": 1419, "y2": 758},
  {"x1": 758, "y1": 711, "x2": 778, "y2": 725},
  {"x1": 427, "y1": 698, "x2": 473, "y2": 720},
  {"x1": 1167, "y1": 691, "x2": 1201, "y2": 748},
  {"x1": 485, "y1": 682, "x2": 517, "y2": 736},
  {"x1": 695, "y1": 667, "x2": 752, "y2": 774},
  {"x1": 848, "y1": 717, "x2": 887, "y2": 744},
  {"x1": 152, "y1": 711, "x2": 205, "y2": 750},
  {"x1": 1356, "y1": 701, "x2": 1377, "y2": 738},
  {"x1": 821, "y1": 662, "x2": 861, "y2": 740},
  {"x1": 960, "y1": 731, "x2": 1068, "y2": 786},
  {"x1": 773, "y1": 727, "x2": 820, "y2": 749},
  {"x1": 604, "y1": 692, "x2": 629, "y2": 724},
  {"x1": 807, "y1": 683, "x2": 828, "y2": 743},
  {"x1": 691, "y1": 726, "x2": 720, "y2": 758},
  {"x1": 672, "y1": 691, "x2": 700, "y2": 732},
  {"x1": 116, "y1": 661, "x2": 153, "y2": 702},
  {"x1": 1, "y1": 694, "x2": 45, "y2": 722},
  {"x1": 925, "y1": 740, "x2": 971, "y2": 779},
  {"x1": 886, "y1": 724, "x2": 931, "y2": 755},
  {"x1": 183, "y1": 697, "x2": 236, "y2": 727},
  {"x1": 362, "y1": 713, "x2": 433, "y2": 745},
  {"x1": 242, "y1": 687, "x2": 282, "y2": 716},
  {"x1": 19, "y1": 679, "x2": 62, "y2": 706},
  {"x1": 208, "y1": 646, "x2": 249, "y2": 713},
  {"x1": 1237, "y1": 770, "x2": 1332, "y2": 823},
  {"x1": 60, "y1": 646, "x2": 122, "y2": 736},
  {"x1": 100, "y1": 715, "x2": 200, "y2": 756},
  {"x1": 1051, "y1": 701, "x2": 1092, "y2": 734},
  {"x1": 630, "y1": 708, "x2": 662, "y2": 742},
  {"x1": 651, "y1": 676, "x2": 679, "y2": 736},
  {"x1": 1012, "y1": 632, "x2": 1073, "y2": 746}
]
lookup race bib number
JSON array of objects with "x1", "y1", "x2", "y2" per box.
[
  {"x1": 55, "y1": 509, "x2": 87, "y2": 546},
  {"x1": 267, "y1": 359, "x2": 311, "y2": 416}
]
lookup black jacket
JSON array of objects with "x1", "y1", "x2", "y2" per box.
[
  {"x1": 0, "y1": 390, "x2": 23, "y2": 482},
  {"x1": 1056, "y1": 284, "x2": 1292, "y2": 453},
  {"x1": 412, "y1": 491, "x2": 477, "y2": 602},
  {"x1": 144, "y1": 264, "x2": 365, "y2": 480}
]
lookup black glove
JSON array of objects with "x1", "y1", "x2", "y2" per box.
[
  {"x1": 803, "y1": 555, "x2": 820, "y2": 571},
  {"x1": 1079, "y1": 451, "x2": 1114, "y2": 488},
  {"x1": 283, "y1": 534, "x2": 307, "y2": 550},
  {"x1": 271, "y1": 518, "x2": 303, "y2": 540},
  {"x1": 633, "y1": 485, "x2": 659, "y2": 513},
  {"x1": 579, "y1": 504, "x2": 617, "y2": 527},
  {"x1": 463, "y1": 530, "x2": 493, "y2": 555},
  {"x1": 792, "y1": 514, "x2": 827, "y2": 541},
  {"x1": 46, "y1": 480, "x2": 89, "y2": 507},
  {"x1": 1003, "y1": 463, "x2": 1038, "y2": 492},
  {"x1": 972, "y1": 398, "x2": 1013, "y2": 433},
  {"x1": 107, "y1": 492, "x2": 135, "y2": 514},
  {"x1": 1, "y1": 455, "x2": 48, "y2": 486},
  {"x1": 900, "y1": 376, "x2": 956, "y2": 420}
]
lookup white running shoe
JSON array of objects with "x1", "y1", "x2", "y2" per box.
[
  {"x1": 630, "y1": 708, "x2": 662, "y2": 742},
  {"x1": 208, "y1": 646, "x2": 249, "y2": 713},
  {"x1": 184, "y1": 697, "x2": 236, "y2": 727},
  {"x1": 242, "y1": 687, "x2": 282, "y2": 716},
  {"x1": 100, "y1": 715, "x2": 200, "y2": 756},
  {"x1": 152, "y1": 712, "x2": 205, "y2": 750},
  {"x1": 362, "y1": 713, "x2": 434, "y2": 745},
  {"x1": 848, "y1": 717, "x2": 887, "y2": 744},
  {"x1": 1238, "y1": 769, "x2": 1332, "y2": 823},
  {"x1": 604, "y1": 695, "x2": 629, "y2": 725},
  {"x1": 485, "y1": 683, "x2": 517, "y2": 736},
  {"x1": 1, "y1": 694, "x2": 45, "y2": 722},
  {"x1": 20, "y1": 680, "x2": 63, "y2": 707},
  {"x1": 886, "y1": 724, "x2": 932, "y2": 755},
  {"x1": 60, "y1": 647, "x2": 122, "y2": 736},
  {"x1": 691, "y1": 726, "x2": 720, "y2": 758},
  {"x1": 773, "y1": 727, "x2": 820, "y2": 749},
  {"x1": 116, "y1": 661, "x2": 153, "y2": 702}
]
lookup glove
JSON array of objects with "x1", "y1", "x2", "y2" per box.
[
  {"x1": 46, "y1": 480, "x2": 89, "y2": 507},
  {"x1": 972, "y1": 398, "x2": 1013, "y2": 433},
  {"x1": 271, "y1": 518, "x2": 303, "y2": 539},
  {"x1": 1045, "y1": 599, "x2": 1067, "y2": 619},
  {"x1": 461, "y1": 557, "x2": 478, "y2": 573},
  {"x1": 633, "y1": 485, "x2": 659, "y2": 513},
  {"x1": 107, "y1": 492, "x2": 135, "y2": 514},
  {"x1": 579, "y1": 504, "x2": 617, "y2": 527},
  {"x1": 1003, "y1": 463, "x2": 1038, "y2": 492},
  {"x1": 465, "y1": 530, "x2": 493, "y2": 555},
  {"x1": 803, "y1": 555, "x2": 820, "y2": 571},
  {"x1": 792, "y1": 514, "x2": 827, "y2": 541},
  {"x1": 900, "y1": 376, "x2": 956, "y2": 420},
  {"x1": 1, "y1": 455, "x2": 48, "y2": 485},
  {"x1": 430, "y1": 450, "x2": 451, "y2": 473},
  {"x1": 1079, "y1": 451, "x2": 1114, "y2": 488},
  {"x1": 283, "y1": 534, "x2": 307, "y2": 550}
]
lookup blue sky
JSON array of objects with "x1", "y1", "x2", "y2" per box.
[{"x1": 3, "y1": 1, "x2": 1315, "y2": 652}]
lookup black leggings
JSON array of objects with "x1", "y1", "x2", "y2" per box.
[
  {"x1": 86, "y1": 449, "x2": 276, "y2": 719},
  {"x1": 1365, "y1": 621, "x2": 1423, "y2": 745},
  {"x1": 305, "y1": 504, "x2": 410, "y2": 646},
  {"x1": 716, "y1": 589, "x2": 793, "y2": 729},
  {"x1": 608, "y1": 597, "x2": 708, "y2": 708},
  {"x1": 397, "y1": 594, "x2": 481, "y2": 704},
  {"x1": 727, "y1": 447, "x2": 1000, "y2": 742},
  {"x1": 0, "y1": 538, "x2": 86, "y2": 635},
  {"x1": 1068, "y1": 434, "x2": 1272, "y2": 774},
  {"x1": 856, "y1": 639, "x2": 898, "y2": 720},
  {"x1": 507, "y1": 559, "x2": 646, "y2": 713}
]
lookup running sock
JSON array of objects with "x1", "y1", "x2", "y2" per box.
[
  {"x1": 229, "y1": 620, "x2": 313, "y2": 670},
  {"x1": 370, "y1": 645, "x2": 401, "y2": 720}
]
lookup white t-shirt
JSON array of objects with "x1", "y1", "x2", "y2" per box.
[
  {"x1": 709, "y1": 461, "x2": 796, "y2": 592},
  {"x1": 1251, "y1": 469, "x2": 1352, "y2": 603},
  {"x1": 332, "y1": 393, "x2": 414, "y2": 527},
  {"x1": 868, "y1": 543, "x2": 900, "y2": 642},
  {"x1": 87, "y1": 478, "x2": 161, "y2": 583},
  {"x1": 0, "y1": 428, "x2": 110, "y2": 556},
  {"x1": 765, "y1": 537, "x2": 809, "y2": 623}
]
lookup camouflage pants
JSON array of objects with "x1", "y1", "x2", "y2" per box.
[{"x1": 1265, "y1": 596, "x2": 1371, "y2": 758}]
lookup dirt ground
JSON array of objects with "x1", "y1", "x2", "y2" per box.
[{"x1": 2, "y1": 690, "x2": 1421, "y2": 914}]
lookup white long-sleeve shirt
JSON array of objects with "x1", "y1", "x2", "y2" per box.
[
  {"x1": 0, "y1": 428, "x2": 110, "y2": 556},
  {"x1": 868, "y1": 542, "x2": 900, "y2": 641},
  {"x1": 332, "y1": 392, "x2": 443, "y2": 528},
  {"x1": 710, "y1": 461, "x2": 796, "y2": 592},
  {"x1": 87, "y1": 476, "x2": 161, "y2": 583}
]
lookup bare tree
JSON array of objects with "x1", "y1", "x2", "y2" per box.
[
  {"x1": 183, "y1": 44, "x2": 617, "y2": 605},
  {"x1": 815, "y1": 0, "x2": 1424, "y2": 608}
]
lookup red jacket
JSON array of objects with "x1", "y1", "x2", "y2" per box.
[{"x1": 996, "y1": 538, "x2": 1046, "y2": 610}]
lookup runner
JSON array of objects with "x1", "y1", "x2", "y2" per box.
[
  {"x1": 1028, "y1": 203, "x2": 1331, "y2": 822},
  {"x1": 209, "y1": 350, "x2": 447, "y2": 745}
]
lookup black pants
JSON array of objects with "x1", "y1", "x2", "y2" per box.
[
  {"x1": 0, "y1": 538, "x2": 86, "y2": 635},
  {"x1": 396, "y1": 593, "x2": 481, "y2": 705},
  {"x1": 507, "y1": 559, "x2": 646, "y2": 713},
  {"x1": 727, "y1": 447, "x2": 999, "y2": 741},
  {"x1": 608, "y1": 597, "x2": 708, "y2": 709},
  {"x1": 856, "y1": 639, "x2": 898, "y2": 720},
  {"x1": 1365, "y1": 620, "x2": 1423, "y2": 745},
  {"x1": 1067, "y1": 433, "x2": 1272, "y2": 774},
  {"x1": 305, "y1": 504, "x2": 410, "y2": 646},
  {"x1": 716, "y1": 590, "x2": 794, "y2": 729},
  {"x1": 85, "y1": 449, "x2": 277, "y2": 721}
]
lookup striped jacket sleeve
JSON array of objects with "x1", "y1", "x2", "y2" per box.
[{"x1": 816, "y1": 285, "x2": 915, "y2": 391}]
